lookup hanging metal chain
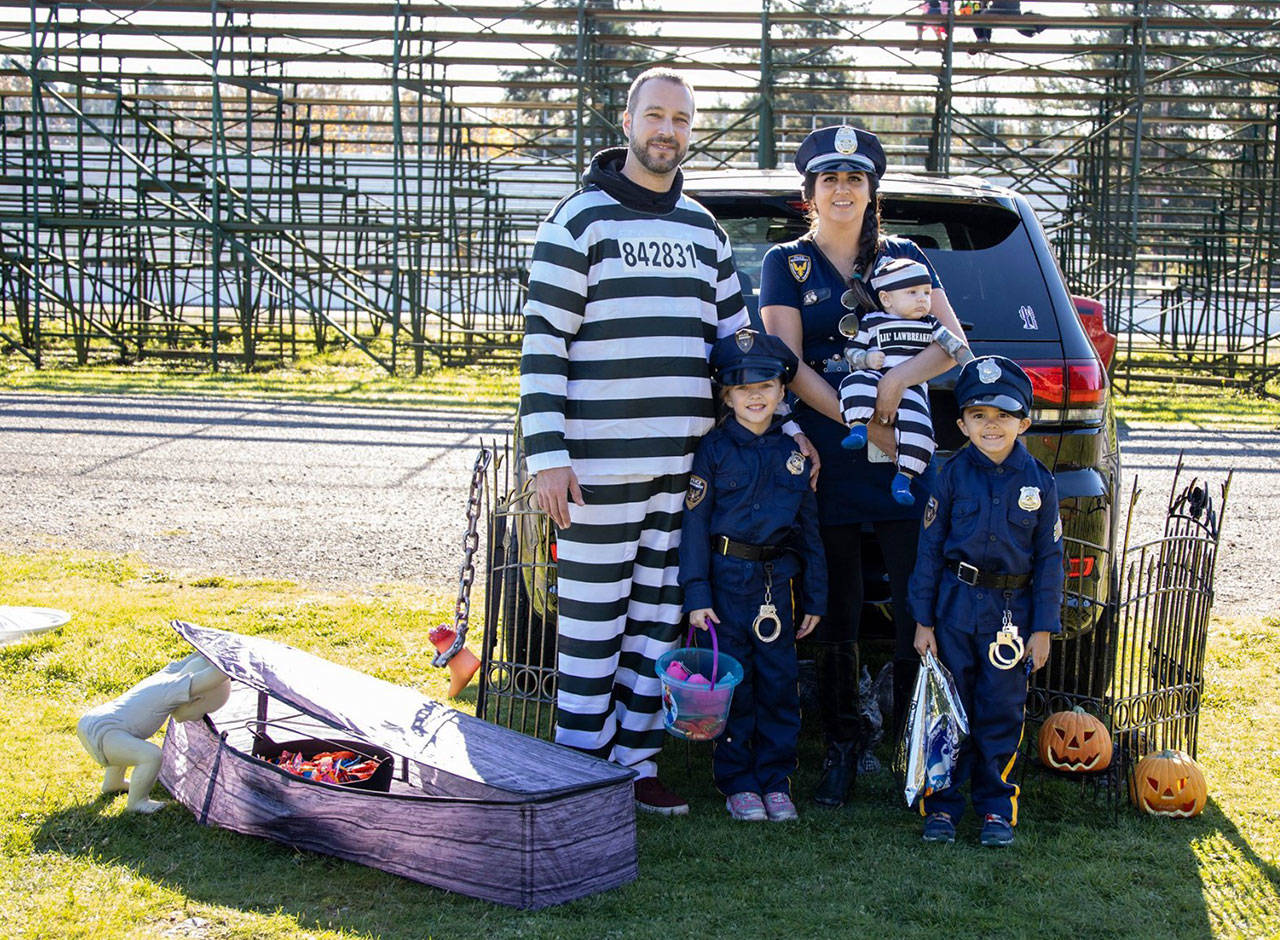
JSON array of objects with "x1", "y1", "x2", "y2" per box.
[{"x1": 433, "y1": 445, "x2": 493, "y2": 667}]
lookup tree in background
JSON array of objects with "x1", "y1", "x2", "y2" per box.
[{"x1": 501, "y1": 0, "x2": 653, "y2": 168}]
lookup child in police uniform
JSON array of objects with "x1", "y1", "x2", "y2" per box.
[
  {"x1": 839, "y1": 255, "x2": 971, "y2": 506},
  {"x1": 907, "y1": 355, "x2": 1062, "y2": 847},
  {"x1": 678, "y1": 328, "x2": 827, "y2": 822}
]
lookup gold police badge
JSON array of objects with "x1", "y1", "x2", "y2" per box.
[
  {"x1": 923, "y1": 495, "x2": 938, "y2": 529},
  {"x1": 686, "y1": 475, "x2": 707, "y2": 510},
  {"x1": 787, "y1": 451, "x2": 805, "y2": 475},
  {"x1": 1018, "y1": 486, "x2": 1042, "y2": 511},
  {"x1": 788, "y1": 254, "x2": 811, "y2": 282}
]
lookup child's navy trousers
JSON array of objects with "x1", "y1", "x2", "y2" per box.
[
  {"x1": 709, "y1": 567, "x2": 801, "y2": 798},
  {"x1": 920, "y1": 623, "x2": 1029, "y2": 823}
]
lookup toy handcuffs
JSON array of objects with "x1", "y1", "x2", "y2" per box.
[
  {"x1": 753, "y1": 563, "x2": 783, "y2": 643},
  {"x1": 988, "y1": 609, "x2": 1025, "y2": 670}
]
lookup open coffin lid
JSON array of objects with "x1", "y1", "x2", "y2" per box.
[{"x1": 173, "y1": 619, "x2": 634, "y2": 801}]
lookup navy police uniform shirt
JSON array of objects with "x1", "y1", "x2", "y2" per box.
[
  {"x1": 679, "y1": 417, "x2": 827, "y2": 618},
  {"x1": 757, "y1": 234, "x2": 942, "y2": 525},
  {"x1": 908, "y1": 439, "x2": 1063, "y2": 636}
]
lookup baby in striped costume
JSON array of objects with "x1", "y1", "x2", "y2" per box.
[{"x1": 838, "y1": 256, "x2": 971, "y2": 506}]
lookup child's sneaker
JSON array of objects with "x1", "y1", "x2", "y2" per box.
[
  {"x1": 922, "y1": 812, "x2": 955, "y2": 844},
  {"x1": 763, "y1": 791, "x2": 799, "y2": 822},
  {"x1": 725, "y1": 792, "x2": 767, "y2": 821},
  {"x1": 980, "y1": 813, "x2": 1014, "y2": 847}
]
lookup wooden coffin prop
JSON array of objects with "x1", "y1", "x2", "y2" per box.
[{"x1": 159, "y1": 620, "x2": 636, "y2": 909}]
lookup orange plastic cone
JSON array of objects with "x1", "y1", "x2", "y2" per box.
[{"x1": 429, "y1": 625, "x2": 480, "y2": 698}]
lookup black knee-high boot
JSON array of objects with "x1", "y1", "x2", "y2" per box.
[{"x1": 813, "y1": 640, "x2": 861, "y2": 807}]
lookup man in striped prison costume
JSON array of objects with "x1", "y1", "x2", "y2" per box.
[{"x1": 519, "y1": 68, "x2": 762, "y2": 815}]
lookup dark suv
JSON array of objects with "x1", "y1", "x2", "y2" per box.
[{"x1": 491, "y1": 170, "x2": 1120, "y2": 708}]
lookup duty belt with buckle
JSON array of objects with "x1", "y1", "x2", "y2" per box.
[
  {"x1": 713, "y1": 535, "x2": 786, "y2": 562},
  {"x1": 948, "y1": 560, "x2": 1031, "y2": 590}
]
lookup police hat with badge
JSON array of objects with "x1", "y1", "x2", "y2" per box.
[
  {"x1": 793, "y1": 124, "x2": 887, "y2": 179},
  {"x1": 954, "y1": 355, "x2": 1033, "y2": 418},
  {"x1": 710, "y1": 328, "x2": 799, "y2": 387}
]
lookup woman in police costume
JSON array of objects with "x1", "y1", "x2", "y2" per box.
[{"x1": 759, "y1": 124, "x2": 967, "y2": 807}]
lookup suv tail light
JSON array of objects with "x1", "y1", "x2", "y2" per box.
[
  {"x1": 1071, "y1": 296, "x2": 1117, "y2": 371},
  {"x1": 1022, "y1": 358, "x2": 1107, "y2": 424}
]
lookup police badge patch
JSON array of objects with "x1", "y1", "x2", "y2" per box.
[
  {"x1": 788, "y1": 254, "x2": 811, "y2": 282},
  {"x1": 923, "y1": 496, "x2": 938, "y2": 529},
  {"x1": 1018, "y1": 486, "x2": 1042, "y2": 511},
  {"x1": 977, "y1": 359, "x2": 1001, "y2": 384},
  {"x1": 787, "y1": 451, "x2": 805, "y2": 475},
  {"x1": 1053, "y1": 514, "x2": 1063, "y2": 542},
  {"x1": 686, "y1": 475, "x2": 707, "y2": 510},
  {"x1": 834, "y1": 125, "x2": 859, "y2": 155},
  {"x1": 735, "y1": 328, "x2": 755, "y2": 352}
]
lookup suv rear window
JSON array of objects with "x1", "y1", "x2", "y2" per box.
[{"x1": 715, "y1": 196, "x2": 1060, "y2": 342}]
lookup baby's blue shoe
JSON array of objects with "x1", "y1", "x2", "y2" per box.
[
  {"x1": 841, "y1": 424, "x2": 868, "y2": 450},
  {"x1": 890, "y1": 472, "x2": 915, "y2": 505}
]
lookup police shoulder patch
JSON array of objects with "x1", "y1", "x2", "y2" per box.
[
  {"x1": 686, "y1": 475, "x2": 708, "y2": 510},
  {"x1": 788, "y1": 254, "x2": 811, "y2": 282},
  {"x1": 1053, "y1": 513, "x2": 1063, "y2": 543},
  {"x1": 923, "y1": 496, "x2": 938, "y2": 529}
]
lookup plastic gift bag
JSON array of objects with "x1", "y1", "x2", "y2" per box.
[{"x1": 897, "y1": 650, "x2": 970, "y2": 806}]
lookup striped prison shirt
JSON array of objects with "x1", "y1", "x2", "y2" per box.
[
  {"x1": 839, "y1": 311, "x2": 949, "y2": 477},
  {"x1": 519, "y1": 183, "x2": 750, "y2": 481}
]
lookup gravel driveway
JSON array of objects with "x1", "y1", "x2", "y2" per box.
[
  {"x1": 0, "y1": 391, "x2": 1274, "y2": 620},
  {"x1": 0, "y1": 392, "x2": 513, "y2": 592}
]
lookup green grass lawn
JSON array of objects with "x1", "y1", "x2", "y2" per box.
[
  {"x1": 0, "y1": 352, "x2": 519, "y2": 412},
  {"x1": 3, "y1": 549, "x2": 1278, "y2": 939}
]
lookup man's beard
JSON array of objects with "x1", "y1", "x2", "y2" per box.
[{"x1": 629, "y1": 134, "x2": 685, "y2": 176}]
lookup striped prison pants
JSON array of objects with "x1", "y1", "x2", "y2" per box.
[
  {"x1": 838, "y1": 371, "x2": 936, "y2": 477},
  {"x1": 554, "y1": 472, "x2": 687, "y2": 780}
]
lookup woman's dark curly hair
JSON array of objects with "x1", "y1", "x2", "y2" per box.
[{"x1": 802, "y1": 171, "x2": 884, "y2": 276}]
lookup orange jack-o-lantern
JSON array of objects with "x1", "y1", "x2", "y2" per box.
[
  {"x1": 1130, "y1": 749, "x2": 1208, "y2": 818},
  {"x1": 1037, "y1": 706, "x2": 1113, "y2": 772}
]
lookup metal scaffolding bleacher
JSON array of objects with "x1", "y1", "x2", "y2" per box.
[{"x1": 0, "y1": 0, "x2": 1275, "y2": 387}]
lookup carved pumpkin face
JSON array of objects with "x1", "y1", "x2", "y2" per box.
[
  {"x1": 1130, "y1": 749, "x2": 1207, "y2": 818},
  {"x1": 1037, "y1": 707, "x2": 1113, "y2": 772}
]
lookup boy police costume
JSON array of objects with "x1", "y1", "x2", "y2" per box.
[
  {"x1": 679, "y1": 330, "x2": 827, "y2": 805},
  {"x1": 907, "y1": 356, "x2": 1063, "y2": 841}
]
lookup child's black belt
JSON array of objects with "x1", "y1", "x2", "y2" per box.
[
  {"x1": 713, "y1": 535, "x2": 786, "y2": 561},
  {"x1": 947, "y1": 559, "x2": 1031, "y2": 590}
]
